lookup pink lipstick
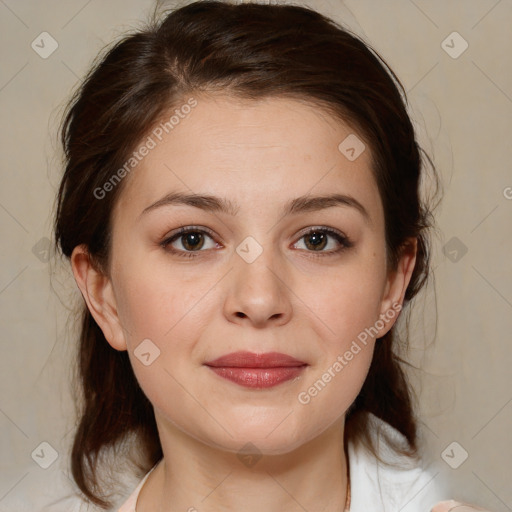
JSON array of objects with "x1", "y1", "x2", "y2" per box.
[{"x1": 204, "y1": 351, "x2": 307, "y2": 389}]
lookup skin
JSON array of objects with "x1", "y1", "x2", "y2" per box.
[
  {"x1": 432, "y1": 502, "x2": 490, "y2": 512},
  {"x1": 71, "y1": 95, "x2": 418, "y2": 512}
]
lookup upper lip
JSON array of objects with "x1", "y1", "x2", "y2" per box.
[{"x1": 204, "y1": 351, "x2": 308, "y2": 368}]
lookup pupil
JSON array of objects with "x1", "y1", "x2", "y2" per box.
[
  {"x1": 307, "y1": 232, "x2": 326, "y2": 250},
  {"x1": 184, "y1": 232, "x2": 203, "y2": 250}
]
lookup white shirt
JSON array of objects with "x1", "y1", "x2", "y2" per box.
[{"x1": 39, "y1": 413, "x2": 451, "y2": 511}]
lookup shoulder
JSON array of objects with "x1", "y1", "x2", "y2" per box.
[
  {"x1": 39, "y1": 491, "x2": 124, "y2": 512},
  {"x1": 348, "y1": 413, "x2": 450, "y2": 512},
  {"x1": 37, "y1": 465, "x2": 144, "y2": 512},
  {"x1": 39, "y1": 489, "x2": 136, "y2": 512},
  {"x1": 116, "y1": 460, "x2": 160, "y2": 512}
]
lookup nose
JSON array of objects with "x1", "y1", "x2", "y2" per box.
[{"x1": 223, "y1": 245, "x2": 293, "y2": 328}]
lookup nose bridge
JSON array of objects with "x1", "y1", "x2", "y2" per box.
[
  {"x1": 224, "y1": 234, "x2": 292, "y2": 326},
  {"x1": 235, "y1": 234, "x2": 284, "y2": 296}
]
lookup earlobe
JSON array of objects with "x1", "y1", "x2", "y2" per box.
[
  {"x1": 377, "y1": 238, "x2": 418, "y2": 336},
  {"x1": 70, "y1": 245, "x2": 127, "y2": 351}
]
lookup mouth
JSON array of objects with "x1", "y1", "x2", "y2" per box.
[{"x1": 204, "y1": 351, "x2": 308, "y2": 389}]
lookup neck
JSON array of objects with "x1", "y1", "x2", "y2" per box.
[{"x1": 138, "y1": 415, "x2": 349, "y2": 512}]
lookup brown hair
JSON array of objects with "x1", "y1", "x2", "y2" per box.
[{"x1": 54, "y1": 1, "x2": 440, "y2": 508}]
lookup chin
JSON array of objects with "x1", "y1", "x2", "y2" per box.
[
  {"x1": 201, "y1": 416, "x2": 316, "y2": 456},
  {"x1": 210, "y1": 434, "x2": 308, "y2": 458}
]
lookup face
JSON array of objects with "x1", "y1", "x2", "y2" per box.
[{"x1": 75, "y1": 95, "x2": 413, "y2": 456}]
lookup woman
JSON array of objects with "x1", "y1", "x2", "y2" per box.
[{"x1": 52, "y1": 1, "x2": 491, "y2": 510}]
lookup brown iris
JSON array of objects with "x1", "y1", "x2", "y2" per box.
[
  {"x1": 303, "y1": 231, "x2": 328, "y2": 251},
  {"x1": 181, "y1": 232, "x2": 205, "y2": 251}
]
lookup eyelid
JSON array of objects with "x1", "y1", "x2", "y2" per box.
[
  {"x1": 161, "y1": 225, "x2": 219, "y2": 247},
  {"x1": 295, "y1": 225, "x2": 348, "y2": 241},
  {"x1": 162, "y1": 225, "x2": 217, "y2": 240}
]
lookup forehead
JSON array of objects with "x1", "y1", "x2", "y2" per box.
[{"x1": 113, "y1": 95, "x2": 383, "y2": 227}]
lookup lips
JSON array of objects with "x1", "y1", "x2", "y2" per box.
[
  {"x1": 205, "y1": 351, "x2": 307, "y2": 368},
  {"x1": 204, "y1": 351, "x2": 308, "y2": 389}
]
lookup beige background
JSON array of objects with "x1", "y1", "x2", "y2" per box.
[{"x1": 0, "y1": 0, "x2": 511, "y2": 510}]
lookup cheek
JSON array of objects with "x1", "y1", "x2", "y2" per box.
[
  {"x1": 115, "y1": 268, "x2": 209, "y2": 416},
  {"x1": 297, "y1": 260, "x2": 385, "y2": 409},
  {"x1": 113, "y1": 254, "x2": 210, "y2": 345},
  {"x1": 303, "y1": 262, "x2": 387, "y2": 344},
  {"x1": 113, "y1": 263, "x2": 219, "y2": 413},
  {"x1": 295, "y1": 330, "x2": 376, "y2": 434}
]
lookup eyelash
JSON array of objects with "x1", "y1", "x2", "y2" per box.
[{"x1": 160, "y1": 226, "x2": 353, "y2": 260}]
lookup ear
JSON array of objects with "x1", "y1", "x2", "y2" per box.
[
  {"x1": 70, "y1": 244, "x2": 127, "y2": 351},
  {"x1": 376, "y1": 237, "x2": 418, "y2": 337}
]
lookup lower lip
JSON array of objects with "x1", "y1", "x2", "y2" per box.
[{"x1": 207, "y1": 366, "x2": 306, "y2": 388}]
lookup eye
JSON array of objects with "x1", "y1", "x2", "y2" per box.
[
  {"x1": 160, "y1": 227, "x2": 219, "y2": 258},
  {"x1": 293, "y1": 227, "x2": 353, "y2": 256},
  {"x1": 160, "y1": 225, "x2": 353, "y2": 260}
]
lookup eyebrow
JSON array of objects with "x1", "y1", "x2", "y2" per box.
[{"x1": 139, "y1": 191, "x2": 371, "y2": 224}]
